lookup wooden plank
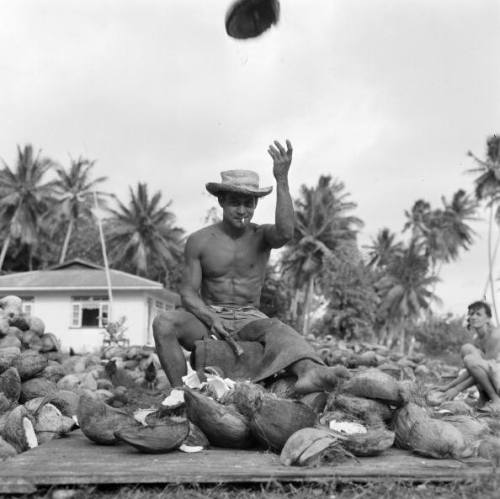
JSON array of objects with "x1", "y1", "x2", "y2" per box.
[{"x1": 0, "y1": 430, "x2": 495, "y2": 494}]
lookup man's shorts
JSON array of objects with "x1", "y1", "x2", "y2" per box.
[{"x1": 208, "y1": 304, "x2": 267, "y2": 336}]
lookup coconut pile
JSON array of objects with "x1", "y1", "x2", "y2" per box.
[{"x1": 1, "y1": 293, "x2": 499, "y2": 467}]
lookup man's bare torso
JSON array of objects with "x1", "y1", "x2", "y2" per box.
[{"x1": 190, "y1": 222, "x2": 271, "y2": 307}]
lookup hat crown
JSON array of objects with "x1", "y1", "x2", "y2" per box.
[{"x1": 220, "y1": 169, "x2": 260, "y2": 189}]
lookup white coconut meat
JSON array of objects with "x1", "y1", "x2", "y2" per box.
[
  {"x1": 22, "y1": 418, "x2": 38, "y2": 449},
  {"x1": 179, "y1": 444, "x2": 204, "y2": 453},
  {"x1": 133, "y1": 408, "x2": 157, "y2": 426},
  {"x1": 328, "y1": 420, "x2": 367, "y2": 435},
  {"x1": 161, "y1": 389, "x2": 185, "y2": 408}
]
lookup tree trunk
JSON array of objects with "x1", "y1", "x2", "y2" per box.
[
  {"x1": 487, "y1": 204, "x2": 500, "y2": 325},
  {"x1": 0, "y1": 234, "x2": 11, "y2": 271},
  {"x1": 59, "y1": 218, "x2": 74, "y2": 264},
  {"x1": 483, "y1": 228, "x2": 500, "y2": 299},
  {"x1": 301, "y1": 275, "x2": 315, "y2": 335}
]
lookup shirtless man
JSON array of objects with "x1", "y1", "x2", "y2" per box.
[
  {"x1": 436, "y1": 301, "x2": 500, "y2": 411},
  {"x1": 153, "y1": 139, "x2": 347, "y2": 393}
]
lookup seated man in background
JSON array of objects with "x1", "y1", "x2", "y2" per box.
[
  {"x1": 153, "y1": 139, "x2": 348, "y2": 394},
  {"x1": 436, "y1": 301, "x2": 500, "y2": 411}
]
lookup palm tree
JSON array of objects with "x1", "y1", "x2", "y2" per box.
[
  {"x1": 105, "y1": 183, "x2": 184, "y2": 283},
  {"x1": 281, "y1": 175, "x2": 363, "y2": 333},
  {"x1": 366, "y1": 228, "x2": 403, "y2": 268},
  {"x1": 0, "y1": 144, "x2": 55, "y2": 270},
  {"x1": 468, "y1": 134, "x2": 500, "y2": 323},
  {"x1": 51, "y1": 157, "x2": 110, "y2": 264}
]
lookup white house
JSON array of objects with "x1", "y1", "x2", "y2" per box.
[{"x1": 0, "y1": 260, "x2": 180, "y2": 352}]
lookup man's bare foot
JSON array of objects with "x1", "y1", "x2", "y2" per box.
[
  {"x1": 478, "y1": 400, "x2": 500, "y2": 414},
  {"x1": 294, "y1": 365, "x2": 351, "y2": 395}
]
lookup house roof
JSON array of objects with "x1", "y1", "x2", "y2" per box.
[{"x1": 0, "y1": 259, "x2": 180, "y2": 303}]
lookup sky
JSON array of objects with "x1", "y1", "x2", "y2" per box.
[{"x1": 0, "y1": 0, "x2": 499, "y2": 316}]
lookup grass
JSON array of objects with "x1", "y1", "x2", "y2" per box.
[{"x1": 10, "y1": 475, "x2": 500, "y2": 499}]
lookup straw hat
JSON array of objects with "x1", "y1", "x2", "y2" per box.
[{"x1": 206, "y1": 170, "x2": 273, "y2": 198}]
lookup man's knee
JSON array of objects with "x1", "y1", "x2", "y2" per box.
[
  {"x1": 152, "y1": 311, "x2": 179, "y2": 342},
  {"x1": 461, "y1": 343, "x2": 477, "y2": 358}
]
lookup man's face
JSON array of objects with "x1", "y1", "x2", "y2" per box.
[
  {"x1": 220, "y1": 193, "x2": 257, "y2": 228},
  {"x1": 467, "y1": 306, "x2": 490, "y2": 330}
]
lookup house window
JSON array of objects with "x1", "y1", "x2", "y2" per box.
[
  {"x1": 20, "y1": 296, "x2": 34, "y2": 315},
  {"x1": 71, "y1": 296, "x2": 109, "y2": 328}
]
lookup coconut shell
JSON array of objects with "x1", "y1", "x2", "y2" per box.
[
  {"x1": 0, "y1": 367, "x2": 21, "y2": 413},
  {"x1": 280, "y1": 427, "x2": 336, "y2": 466},
  {"x1": 328, "y1": 393, "x2": 393, "y2": 425},
  {"x1": 225, "y1": 0, "x2": 280, "y2": 40},
  {"x1": 20, "y1": 377, "x2": 57, "y2": 402},
  {"x1": 77, "y1": 392, "x2": 135, "y2": 445},
  {"x1": 27, "y1": 316, "x2": 45, "y2": 336},
  {"x1": 249, "y1": 395, "x2": 318, "y2": 452},
  {"x1": 13, "y1": 350, "x2": 48, "y2": 381},
  {"x1": 1, "y1": 405, "x2": 38, "y2": 453},
  {"x1": 394, "y1": 403, "x2": 472, "y2": 459},
  {"x1": 115, "y1": 421, "x2": 190, "y2": 453},
  {"x1": 0, "y1": 334, "x2": 21, "y2": 350},
  {"x1": 342, "y1": 368, "x2": 403, "y2": 406},
  {"x1": 0, "y1": 435, "x2": 17, "y2": 459},
  {"x1": 184, "y1": 389, "x2": 254, "y2": 449},
  {"x1": 333, "y1": 427, "x2": 395, "y2": 457},
  {"x1": 34, "y1": 403, "x2": 75, "y2": 444},
  {"x1": 0, "y1": 347, "x2": 21, "y2": 374}
]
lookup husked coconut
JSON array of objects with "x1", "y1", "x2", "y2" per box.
[
  {"x1": 34, "y1": 403, "x2": 76, "y2": 444},
  {"x1": 184, "y1": 389, "x2": 254, "y2": 449},
  {"x1": 280, "y1": 427, "x2": 339, "y2": 466},
  {"x1": 27, "y1": 316, "x2": 45, "y2": 336},
  {"x1": 0, "y1": 334, "x2": 21, "y2": 349},
  {"x1": 13, "y1": 350, "x2": 48, "y2": 381},
  {"x1": 394, "y1": 403, "x2": 473, "y2": 459},
  {"x1": 77, "y1": 392, "x2": 135, "y2": 445},
  {"x1": 20, "y1": 377, "x2": 57, "y2": 402},
  {"x1": 1, "y1": 405, "x2": 38, "y2": 453},
  {"x1": 0, "y1": 367, "x2": 21, "y2": 414},
  {"x1": 342, "y1": 368, "x2": 404, "y2": 406},
  {"x1": 114, "y1": 420, "x2": 190, "y2": 453},
  {"x1": 0, "y1": 347, "x2": 21, "y2": 374},
  {"x1": 0, "y1": 435, "x2": 17, "y2": 459}
]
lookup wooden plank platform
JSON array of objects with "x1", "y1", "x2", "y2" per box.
[{"x1": 0, "y1": 430, "x2": 495, "y2": 494}]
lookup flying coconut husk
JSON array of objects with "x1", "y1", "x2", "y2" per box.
[
  {"x1": 394, "y1": 403, "x2": 473, "y2": 459},
  {"x1": 280, "y1": 427, "x2": 349, "y2": 467},
  {"x1": 13, "y1": 350, "x2": 48, "y2": 381},
  {"x1": 341, "y1": 368, "x2": 404, "y2": 406},
  {"x1": 1, "y1": 405, "x2": 38, "y2": 453},
  {"x1": 77, "y1": 392, "x2": 135, "y2": 445},
  {"x1": 114, "y1": 420, "x2": 190, "y2": 454},
  {"x1": 20, "y1": 377, "x2": 57, "y2": 403},
  {"x1": 0, "y1": 346, "x2": 21, "y2": 374},
  {"x1": 330, "y1": 426, "x2": 395, "y2": 457},
  {"x1": 327, "y1": 393, "x2": 393, "y2": 426},
  {"x1": 34, "y1": 403, "x2": 76, "y2": 444},
  {"x1": 0, "y1": 367, "x2": 21, "y2": 414},
  {"x1": 0, "y1": 435, "x2": 17, "y2": 459},
  {"x1": 225, "y1": 0, "x2": 280, "y2": 40},
  {"x1": 184, "y1": 389, "x2": 254, "y2": 449}
]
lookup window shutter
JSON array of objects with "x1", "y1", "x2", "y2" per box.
[
  {"x1": 23, "y1": 303, "x2": 32, "y2": 316},
  {"x1": 71, "y1": 303, "x2": 81, "y2": 327},
  {"x1": 100, "y1": 303, "x2": 109, "y2": 327}
]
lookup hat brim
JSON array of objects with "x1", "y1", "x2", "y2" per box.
[{"x1": 206, "y1": 183, "x2": 273, "y2": 198}]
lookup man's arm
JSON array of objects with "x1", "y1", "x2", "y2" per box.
[{"x1": 262, "y1": 139, "x2": 295, "y2": 248}]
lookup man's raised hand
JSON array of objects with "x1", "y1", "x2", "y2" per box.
[{"x1": 268, "y1": 139, "x2": 293, "y2": 180}]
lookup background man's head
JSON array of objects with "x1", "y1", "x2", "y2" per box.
[{"x1": 467, "y1": 300, "x2": 492, "y2": 330}]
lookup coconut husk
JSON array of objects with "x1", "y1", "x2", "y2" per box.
[
  {"x1": 77, "y1": 392, "x2": 136, "y2": 445},
  {"x1": 342, "y1": 368, "x2": 403, "y2": 406},
  {"x1": 24, "y1": 397, "x2": 47, "y2": 415},
  {"x1": 0, "y1": 334, "x2": 21, "y2": 349},
  {"x1": 34, "y1": 403, "x2": 76, "y2": 444},
  {"x1": 184, "y1": 389, "x2": 254, "y2": 449},
  {"x1": 8, "y1": 313, "x2": 30, "y2": 332},
  {"x1": 40, "y1": 363, "x2": 66, "y2": 383},
  {"x1": 221, "y1": 381, "x2": 266, "y2": 415},
  {"x1": 56, "y1": 374, "x2": 81, "y2": 391},
  {"x1": 0, "y1": 317, "x2": 9, "y2": 337},
  {"x1": 7, "y1": 326, "x2": 23, "y2": 339},
  {"x1": 300, "y1": 392, "x2": 327, "y2": 414},
  {"x1": 39, "y1": 333, "x2": 60, "y2": 353},
  {"x1": 184, "y1": 422, "x2": 210, "y2": 448},
  {"x1": 27, "y1": 316, "x2": 45, "y2": 336},
  {"x1": 394, "y1": 403, "x2": 473, "y2": 459},
  {"x1": 331, "y1": 427, "x2": 395, "y2": 457},
  {"x1": 328, "y1": 393, "x2": 393, "y2": 425},
  {"x1": 0, "y1": 435, "x2": 17, "y2": 459},
  {"x1": 248, "y1": 394, "x2": 318, "y2": 452},
  {"x1": 20, "y1": 377, "x2": 57, "y2": 402},
  {"x1": 1, "y1": 405, "x2": 38, "y2": 453},
  {"x1": 13, "y1": 350, "x2": 48, "y2": 381},
  {"x1": 319, "y1": 410, "x2": 365, "y2": 428},
  {"x1": 20, "y1": 330, "x2": 39, "y2": 349},
  {"x1": 45, "y1": 390, "x2": 80, "y2": 417},
  {"x1": 0, "y1": 347, "x2": 21, "y2": 374},
  {"x1": 441, "y1": 415, "x2": 489, "y2": 449},
  {"x1": 436, "y1": 400, "x2": 474, "y2": 416},
  {"x1": 346, "y1": 351, "x2": 379, "y2": 368},
  {"x1": 0, "y1": 367, "x2": 21, "y2": 414},
  {"x1": 115, "y1": 420, "x2": 190, "y2": 453},
  {"x1": 0, "y1": 296, "x2": 22, "y2": 318},
  {"x1": 478, "y1": 437, "x2": 500, "y2": 466},
  {"x1": 266, "y1": 376, "x2": 297, "y2": 399}
]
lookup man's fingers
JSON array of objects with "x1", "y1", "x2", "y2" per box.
[
  {"x1": 286, "y1": 139, "x2": 293, "y2": 155},
  {"x1": 274, "y1": 140, "x2": 286, "y2": 155}
]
